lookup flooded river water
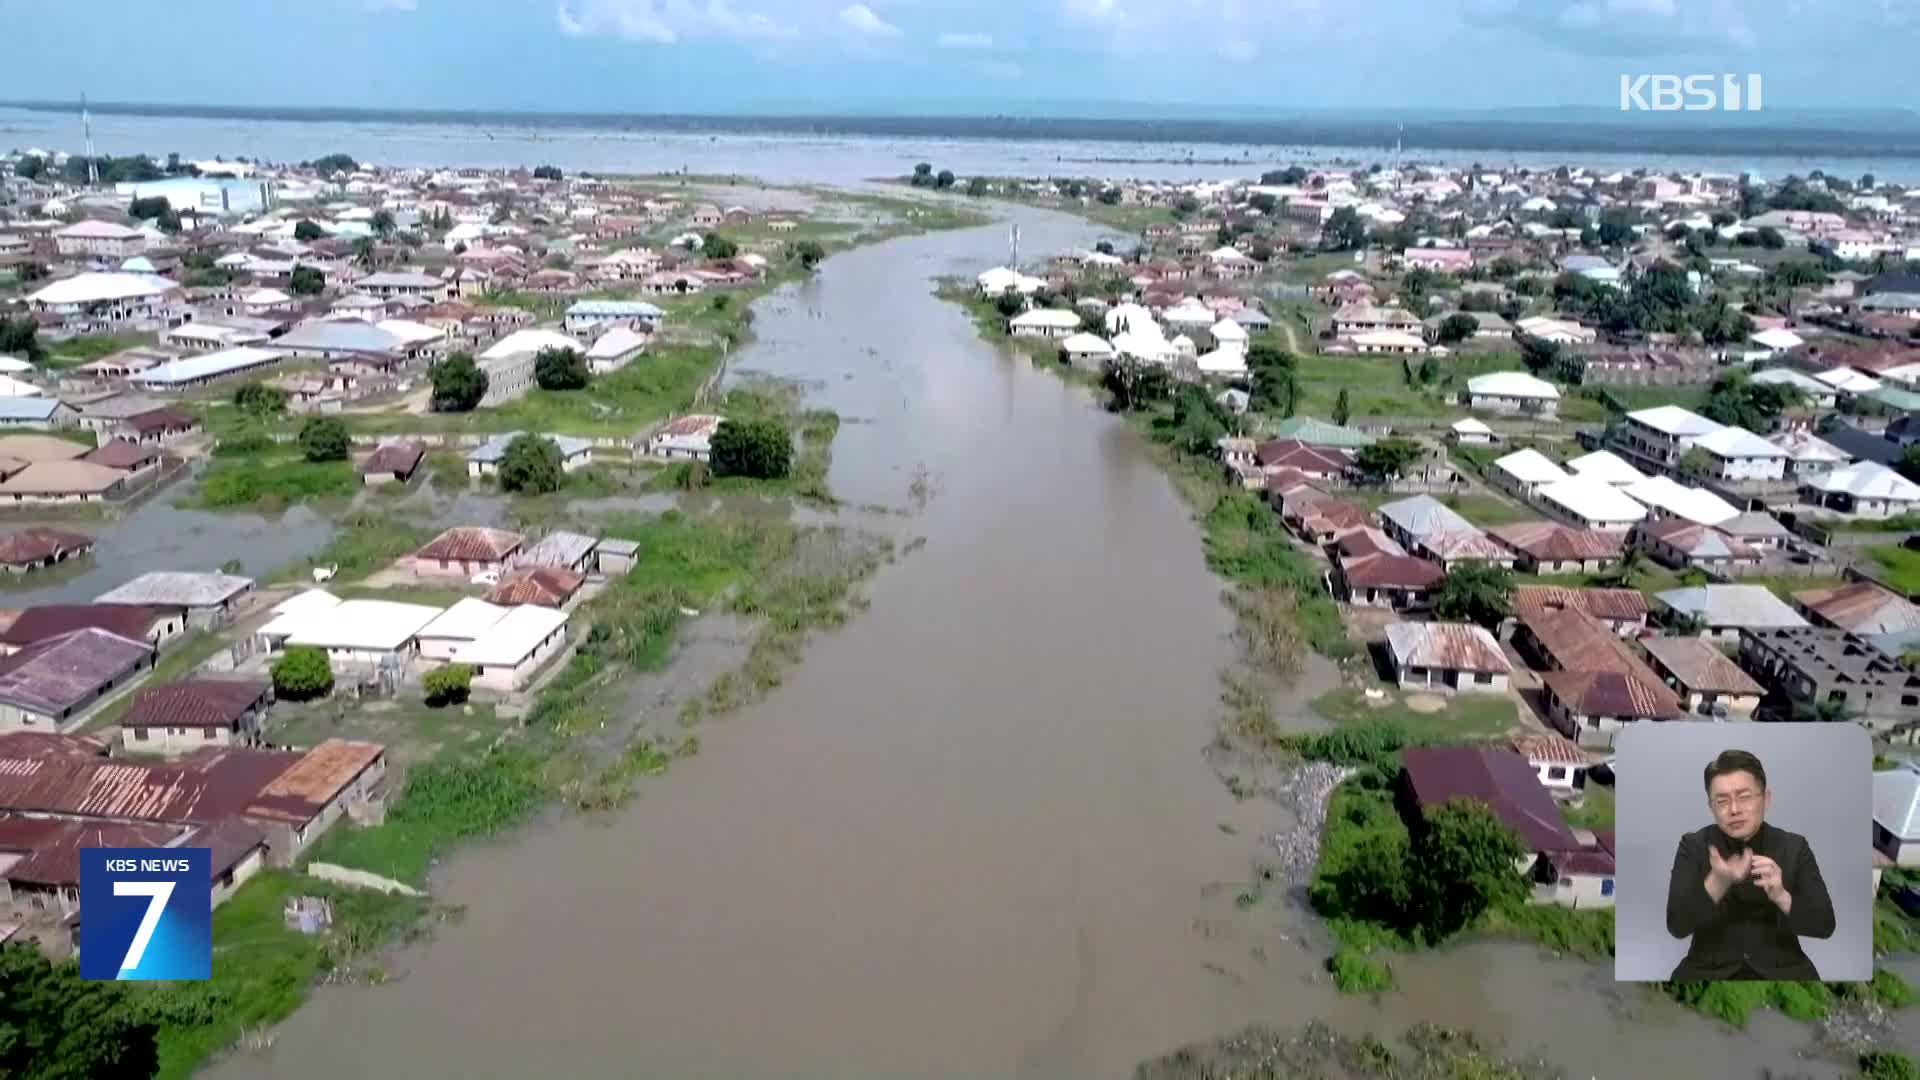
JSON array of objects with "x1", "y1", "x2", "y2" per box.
[{"x1": 213, "y1": 208, "x2": 1880, "y2": 1080}]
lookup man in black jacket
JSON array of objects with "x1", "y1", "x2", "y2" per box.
[{"x1": 1666, "y1": 749, "x2": 1836, "y2": 981}]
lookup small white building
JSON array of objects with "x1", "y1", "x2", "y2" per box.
[
  {"x1": 1534, "y1": 477, "x2": 1650, "y2": 532},
  {"x1": 1059, "y1": 332, "x2": 1115, "y2": 369},
  {"x1": 458, "y1": 604, "x2": 570, "y2": 693},
  {"x1": 1873, "y1": 765, "x2": 1920, "y2": 868},
  {"x1": 1449, "y1": 418, "x2": 1494, "y2": 446},
  {"x1": 1008, "y1": 308, "x2": 1081, "y2": 339},
  {"x1": 1684, "y1": 426, "x2": 1789, "y2": 483},
  {"x1": 644, "y1": 414, "x2": 725, "y2": 461},
  {"x1": 1490, "y1": 448, "x2": 1569, "y2": 499},
  {"x1": 1383, "y1": 622, "x2": 1512, "y2": 694},
  {"x1": 256, "y1": 597, "x2": 443, "y2": 668},
  {"x1": 1803, "y1": 462, "x2": 1920, "y2": 519},
  {"x1": 1466, "y1": 371, "x2": 1561, "y2": 418}
]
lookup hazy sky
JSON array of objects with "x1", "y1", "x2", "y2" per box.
[{"x1": 6, "y1": 0, "x2": 1915, "y2": 114}]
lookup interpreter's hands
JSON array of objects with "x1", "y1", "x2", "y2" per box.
[
  {"x1": 1750, "y1": 855, "x2": 1791, "y2": 911},
  {"x1": 1708, "y1": 845, "x2": 1753, "y2": 891}
]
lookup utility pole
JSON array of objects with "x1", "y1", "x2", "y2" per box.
[
  {"x1": 82, "y1": 92, "x2": 99, "y2": 187},
  {"x1": 1009, "y1": 222, "x2": 1020, "y2": 270}
]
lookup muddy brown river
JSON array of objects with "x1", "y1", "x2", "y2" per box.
[{"x1": 213, "y1": 207, "x2": 1879, "y2": 1079}]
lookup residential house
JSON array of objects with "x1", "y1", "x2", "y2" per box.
[
  {"x1": 0, "y1": 528, "x2": 93, "y2": 574},
  {"x1": 0, "y1": 628, "x2": 156, "y2": 733},
  {"x1": 1449, "y1": 418, "x2": 1495, "y2": 446},
  {"x1": 595, "y1": 538, "x2": 639, "y2": 576},
  {"x1": 1276, "y1": 488, "x2": 1374, "y2": 545},
  {"x1": 1533, "y1": 477, "x2": 1650, "y2": 532},
  {"x1": 0, "y1": 461, "x2": 131, "y2": 504},
  {"x1": 1415, "y1": 529, "x2": 1518, "y2": 571},
  {"x1": 1609, "y1": 405, "x2": 1723, "y2": 476},
  {"x1": 1542, "y1": 667, "x2": 1686, "y2": 750},
  {"x1": 257, "y1": 596, "x2": 442, "y2": 669},
  {"x1": 1639, "y1": 635, "x2": 1765, "y2": 718},
  {"x1": 513, "y1": 530, "x2": 598, "y2": 574},
  {"x1": 120, "y1": 678, "x2": 272, "y2": 756},
  {"x1": 0, "y1": 399, "x2": 78, "y2": 430},
  {"x1": 1334, "y1": 540, "x2": 1444, "y2": 610},
  {"x1": 1657, "y1": 585, "x2": 1809, "y2": 642},
  {"x1": 1377, "y1": 494, "x2": 1474, "y2": 551},
  {"x1": 1009, "y1": 309, "x2": 1081, "y2": 339},
  {"x1": 1740, "y1": 627, "x2": 1920, "y2": 735},
  {"x1": 1382, "y1": 622, "x2": 1512, "y2": 694},
  {"x1": 358, "y1": 441, "x2": 426, "y2": 486},
  {"x1": 1716, "y1": 511, "x2": 1795, "y2": 551},
  {"x1": 1397, "y1": 747, "x2": 1604, "y2": 907},
  {"x1": 1490, "y1": 449, "x2": 1570, "y2": 500},
  {"x1": 585, "y1": 327, "x2": 648, "y2": 374},
  {"x1": 486, "y1": 566, "x2": 586, "y2": 608},
  {"x1": 408, "y1": 527, "x2": 524, "y2": 581},
  {"x1": 25, "y1": 273, "x2": 184, "y2": 333},
  {"x1": 1802, "y1": 462, "x2": 1920, "y2": 519},
  {"x1": 1797, "y1": 582, "x2": 1920, "y2": 637},
  {"x1": 81, "y1": 439, "x2": 163, "y2": 479},
  {"x1": 1488, "y1": 521, "x2": 1623, "y2": 574},
  {"x1": 0, "y1": 604, "x2": 183, "y2": 655},
  {"x1": 1769, "y1": 429, "x2": 1851, "y2": 482},
  {"x1": 1632, "y1": 520, "x2": 1762, "y2": 572},
  {"x1": 1684, "y1": 426, "x2": 1789, "y2": 483},
  {"x1": 1255, "y1": 439, "x2": 1354, "y2": 482},
  {"x1": 1466, "y1": 372, "x2": 1561, "y2": 418},
  {"x1": 1330, "y1": 301, "x2": 1422, "y2": 336},
  {"x1": 353, "y1": 271, "x2": 449, "y2": 301},
  {"x1": 1534, "y1": 833, "x2": 1618, "y2": 910},
  {"x1": 1511, "y1": 586, "x2": 1651, "y2": 637},
  {"x1": 95, "y1": 572, "x2": 255, "y2": 629},
  {"x1": 114, "y1": 407, "x2": 200, "y2": 447},
  {"x1": 1873, "y1": 765, "x2": 1920, "y2": 867},
  {"x1": 1622, "y1": 475, "x2": 1740, "y2": 528},
  {"x1": 643, "y1": 414, "x2": 725, "y2": 461},
  {"x1": 54, "y1": 220, "x2": 147, "y2": 258},
  {"x1": 466, "y1": 432, "x2": 593, "y2": 477},
  {"x1": 1510, "y1": 732, "x2": 1591, "y2": 794},
  {"x1": 455, "y1": 605, "x2": 570, "y2": 693}
]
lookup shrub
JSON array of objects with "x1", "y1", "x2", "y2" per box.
[
  {"x1": 297, "y1": 417, "x2": 350, "y2": 462},
  {"x1": 271, "y1": 646, "x2": 333, "y2": 701},
  {"x1": 709, "y1": 419, "x2": 792, "y2": 480},
  {"x1": 533, "y1": 346, "x2": 589, "y2": 391},
  {"x1": 423, "y1": 664, "x2": 473, "y2": 707},
  {"x1": 498, "y1": 434, "x2": 564, "y2": 494},
  {"x1": 1327, "y1": 947, "x2": 1395, "y2": 994}
]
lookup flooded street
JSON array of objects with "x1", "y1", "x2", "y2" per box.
[{"x1": 214, "y1": 209, "x2": 1855, "y2": 1080}]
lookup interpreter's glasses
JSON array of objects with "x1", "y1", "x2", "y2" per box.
[{"x1": 1712, "y1": 792, "x2": 1762, "y2": 812}]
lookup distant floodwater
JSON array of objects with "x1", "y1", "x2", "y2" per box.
[{"x1": 3, "y1": 105, "x2": 1918, "y2": 185}]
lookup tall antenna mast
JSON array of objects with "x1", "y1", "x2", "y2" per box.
[
  {"x1": 1009, "y1": 222, "x2": 1020, "y2": 270},
  {"x1": 82, "y1": 92, "x2": 98, "y2": 187}
]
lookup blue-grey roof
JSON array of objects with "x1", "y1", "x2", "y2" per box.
[
  {"x1": 1821, "y1": 422, "x2": 1902, "y2": 467},
  {"x1": 272, "y1": 320, "x2": 405, "y2": 355},
  {"x1": 0, "y1": 398, "x2": 64, "y2": 421},
  {"x1": 1655, "y1": 585, "x2": 1809, "y2": 629},
  {"x1": 1378, "y1": 495, "x2": 1476, "y2": 539},
  {"x1": 567, "y1": 300, "x2": 665, "y2": 319},
  {"x1": 467, "y1": 432, "x2": 595, "y2": 464}
]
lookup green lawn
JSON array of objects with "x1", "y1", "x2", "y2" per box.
[
  {"x1": 1312, "y1": 687, "x2": 1520, "y2": 743},
  {"x1": 1435, "y1": 492, "x2": 1542, "y2": 528},
  {"x1": 188, "y1": 455, "x2": 359, "y2": 511},
  {"x1": 43, "y1": 331, "x2": 156, "y2": 368},
  {"x1": 1869, "y1": 546, "x2": 1920, "y2": 595},
  {"x1": 1562, "y1": 785, "x2": 1615, "y2": 829}
]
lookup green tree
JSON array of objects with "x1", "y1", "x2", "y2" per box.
[
  {"x1": 370, "y1": 208, "x2": 395, "y2": 237},
  {"x1": 1430, "y1": 561, "x2": 1515, "y2": 629},
  {"x1": 1324, "y1": 206, "x2": 1368, "y2": 251},
  {"x1": 297, "y1": 417, "x2": 350, "y2": 462},
  {"x1": 709, "y1": 419, "x2": 793, "y2": 480},
  {"x1": 1248, "y1": 192, "x2": 1278, "y2": 214},
  {"x1": 293, "y1": 219, "x2": 324, "y2": 242},
  {"x1": 271, "y1": 646, "x2": 334, "y2": 701},
  {"x1": 1099, "y1": 358, "x2": 1172, "y2": 413},
  {"x1": 1170, "y1": 384, "x2": 1228, "y2": 455},
  {"x1": 1436, "y1": 312, "x2": 1480, "y2": 346},
  {"x1": 128, "y1": 195, "x2": 171, "y2": 220},
  {"x1": 499, "y1": 434, "x2": 565, "y2": 494},
  {"x1": 424, "y1": 664, "x2": 474, "y2": 707},
  {"x1": 1410, "y1": 799, "x2": 1528, "y2": 942},
  {"x1": 12, "y1": 154, "x2": 45, "y2": 180},
  {"x1": 935, "y1": 169, "x2": 956, "y2": 189},
  {"x1": 965, "y1": 176, "x2": 990, "y2": 197},
  {"x1": 1096, "y1": 186, "x2": 1121, "y2": 206},
  {"x1": 308, "y1": 153, "x2": 357, "y2": 174},
  {"x1": 233, "y1": 382, "x2": 288, "y2": 417},
  {"x1": 789, "y1": 239, "x2": 826, "y2": 268},
  {"x1": 289, "y1": 265, "x2": 325, "y2": 295},
  {"x1": 0, "y1": 943, "x2": 158, "y2": 1080},
  {"x1": 1354, "y1": 437, "x2": 1424, "y2": 483},
  {"x1": 532, "y1": 164, "x2": 563, "y2": 181},
  {"x1": 1701, "y1": 369, "x2": 1800, "y2": 431},
  {"x1": 1859, "y1": 1051, "x2": 1920, "y2": 1080},
  {"x1": 1676, "y1": 446, "x2": 1714, "y2": 483},
  {"x1": 1757, "y1": 226, "x2": 1786, "y2": 250},
  {"x1": 1310, "y1": 819, "x2": 1412, "y2": 927},
  {"x1": 701, "y1": 233, "x2": 738, "y2": 260},
  {"x1": 1332, "y1": 387, "x2": 1352, "y2": 426},
  {"x1": 993, "y1": 289, "x2": 1025, "y2": 319},
  {"x1": 429, "y1": 352, "x2": 489, "y2": 413},
  {"x1": 1599, "y1": 544, "x2": 1646, "y2": 588},
  {"x1": 0, "y1": 317, "x2": 45, "y2": 364},
  {"x1": 1246, "y1": 343, "x2": 1298, "y2": 415},
  {"x1": 533, "y1": 346, "x2": 590, "y2": 391},
  {"x1": 1899, "y1": 445, "x2": 1920, "y2": 486},
  {"x1": 910, "y1": 162, "x2": 934, "y2": 186}
]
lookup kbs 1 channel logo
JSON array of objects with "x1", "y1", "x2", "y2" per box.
[{"x1": 79, "y1": 848, "x2": 212, "y2": 981}]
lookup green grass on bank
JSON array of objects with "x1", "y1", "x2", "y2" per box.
[
  {"x1": 1868, "y1": 545, "x2": 1920, "y2": 595},
  {"x1": 1311, "y1": 688, "x2": 1519, "y2": 743},
  {"x1": 190, "y1": 455, "x2": 359, "y2": 512}
]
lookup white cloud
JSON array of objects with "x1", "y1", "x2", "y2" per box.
[
  {"x1": 1063, "y1": 0, "x2": 1123, "y2": 23},
  {"x1": 838, "y1": 3, "x2": 901, "y2": 35},
  {"x1": 555, "y1": 0, "x2": 798, "y2": 44},
  {"x1": 366, "y1": 0, "x2": 416, "y2": 10},
  {"x1": 937, "y1": 31, "x2": 993, "y2": 48}
]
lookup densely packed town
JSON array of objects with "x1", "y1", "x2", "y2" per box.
[{"x1": 962, "y1": 160, "x2": 1920, "y2": 916}]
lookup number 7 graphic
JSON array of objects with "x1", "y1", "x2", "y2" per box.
[{"x1": 114, "y1": 881, "x2": 175, "y2": 973}]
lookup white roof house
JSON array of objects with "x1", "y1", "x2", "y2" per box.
[
  {"x1": 131, "y1": 346, "x2": 285, "y2": 389},
  {"x1": 1008, "y1": 309, "x2": 1081, "y2": 332},
  {"x1": 1536, "y1": 477, "x2": 1650, "y2": 530},
  {"x1": 416, "y1": 598, "x2": 514, "y2": 646},
  {"x1": 270, "y1": 589, "x2": 342, "y2": 618},
  {"x1": 1210, "y1": 319, "x2": 1249, "y2": 346},
  {"x1": 0, "y1": 374, "x2": 42, "y2": 398},
  {"x1": 1104, "y1": 302, "x2": 1158, "y2": 337},
  {"x1": 1874, "y1": 765, "x2": 1920, "y2": 851},
  {"x1": 1564, "y1": 450, "x2": 1646, "y2": 486},
  {"x1": 460, "y1": 605, "x2": 569, "y2": 668},
  {"x1": 481, "y1": 328, "x2": 582, "y2": 360},
  {"x1": 1628, "y1": 405, "x2": 1723, "y2": 439},
  {"x1": 1769, "y1": 429, "x2": 1850, "y2": 468},
  {"x1": 26, "y1": 272, "x2": 178, "y2": 307},
  {"x1": 1450, "y1": 418, "x2": 1494, "y2": 438},
  {"x1": 1751, "y1": 327, "x2": 1806, "y2": 352},
  {"x1": 1817, "y1": 368, "x2": 1882, "y2": 395},
  {"x1": 1492, "y1": 448, "x2": 1569, "y2": 487},
  {"x1": 1467, "y1": 372, "x2": 1560, "y2": 402},
  {"x1": 1808, "y1": 462, "x2": 1920, "y2": 503},
  {"x1": 1656, "y1": 585, "x2": 1809, "y2": 631},
  {"x1": 588, "y1": 326, "x2": 649, "y2": 361},
  {"x1": 1689, "y1": 426, "x2": 1790, "y2": 462},
  {"x1": 1750, "y1": 367, "x2": 1833, "y2": 398},
  {"x1": 976, "y1": 266, "x2": 1045, "y2": 296},
  {"x1": 1379, "y1": 495, "x2": 1476, "y2": 540},
  {"x1": 1060, "y1": 332, "x2": 1114, "y2": 359},
  {"x1": 1623, "y1": 475, "x2": 1740, "y2": 527},
  {"x1": 1351, "y1": 330, "x2": 1428, "y2": 352},
  {"x1": 258, "y1": 599, "x2": 445, "y2": 652},
  {"x1": 1195, "y1": 348, "x2": 1248, "y2": 376}
]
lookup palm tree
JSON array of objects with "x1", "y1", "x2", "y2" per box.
[{"x1": 1601, "y1": 545, "x2": 1645, "y2": 588}]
